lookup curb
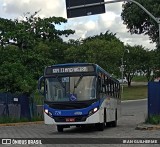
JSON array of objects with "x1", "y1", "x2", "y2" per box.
[
  {"x1": 0, "y1": 121, "x2": 43, "y2": 127},
  {"x1": 122, "y1": 98, "x2": 147, "y2": 103},
  {"x1": 135, "y1": 123, "x2": 160, "y2": 130}
]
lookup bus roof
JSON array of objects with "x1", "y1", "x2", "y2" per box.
[{"x1": 49, "y1": 63, "x2": 94, "y2": 67}]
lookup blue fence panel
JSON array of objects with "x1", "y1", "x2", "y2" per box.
[
  {"x1": 18, "y1": 94, "x2": 31, "y2": 120},
  {"x1": 0, "y1": 93, "x2": 13, "y2": 116},
  {"x1": 148, "y1": 82, "x2": 160, "y2": 116},
  {"x1": 0, "y1": 93, "x2": 13, "y2": 104}
]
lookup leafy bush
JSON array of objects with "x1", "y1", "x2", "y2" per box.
[{"x1": 145, "y1": 115, "x2": 160, "y2": 125}]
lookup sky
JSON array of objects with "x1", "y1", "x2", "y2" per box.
[{"x1": 0, "y1": 0, "x2": 156, "y2": 49}]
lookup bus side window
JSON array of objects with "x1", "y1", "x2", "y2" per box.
[
  {"x1": 102, "y1": 75, "x2": 106, "y2": 93},
  {"x1": 98, "y1": 75, "x2": 105, "y2": 94},
  {"x1": 110, "y1": 81, "x2": 113, "y2": 96},
  {"x1": 110, "y1": 81, "x2": 112, "y2": 96},
  {"x1": 113, "y1": 82, "x2": 115, "y2": 98},
  {"x1": 118, "y1": 84, "x2": 120, "y2": 99},
  {"x1": 116, "y1": 83, "x2": 119, "y2": 98},
  {"x1": 105, "y1": 77, "x2": 111, "y2": 96},
  {"x1": 98, "y1": 76, "x2": 101, "y2": 93}
]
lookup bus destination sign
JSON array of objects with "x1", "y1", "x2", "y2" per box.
[
  {"x1": 53, "y1": 67, "x2": 88, "y2": 73},
  {"x1": 45, "y1": 65, "x2": 95, "y2": 75}
]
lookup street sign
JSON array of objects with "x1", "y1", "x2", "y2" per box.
[
  {"x1": 66, "y1": 0, "x2": 105, "y2": 18},
  {"x1": 120, "y1": 67, "x2": 124, "y2": 72},
  {"x1": 120, "y1": 65, "x2": 124, "y2": 72}
]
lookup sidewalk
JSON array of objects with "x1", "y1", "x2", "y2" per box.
[{"x1": 136, "y1": 122, "x2": 160, "y2": 130}]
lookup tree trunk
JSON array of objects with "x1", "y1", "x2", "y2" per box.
[{"x1": 128, "y1": 81, "x2": 131, "y2": 87}]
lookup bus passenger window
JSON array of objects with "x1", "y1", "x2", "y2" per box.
[{"x1": 98, "y1": 76, "x2": 102, "y2": 93}]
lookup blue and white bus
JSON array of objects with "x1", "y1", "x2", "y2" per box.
[{"x1": 38, "y1": 63, "x2": 121, "y2": 132}]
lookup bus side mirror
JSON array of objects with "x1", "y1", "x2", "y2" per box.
[{"x1": 38, "y1": 76, "x2": 44, "y2": 95}]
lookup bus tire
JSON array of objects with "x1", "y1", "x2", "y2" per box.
[
  {"x1": 96, "y1": 123, "x2": 104, "y2": 131},
  {"x1": 111, "y1": 120, "x2": 117, "y2": 127},
  {"x1": 57, "y1": 125, "x2": 63, "y2": 132}
]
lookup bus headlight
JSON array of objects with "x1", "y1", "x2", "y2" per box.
[
  {"x1": 93, "y1": 107, "x2": 98, "y2": 112},
  {"x1": 44, "y1": 109, "x2": 48, "y2": 114},
  {"x1": 89, "y1": 107, "x2": 98, "y2": 116}
]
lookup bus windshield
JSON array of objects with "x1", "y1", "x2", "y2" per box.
[{"x1": 45, "y1": 76, "x2": 96, "y2": 102}]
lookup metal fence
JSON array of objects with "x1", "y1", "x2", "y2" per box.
[{"x1": 0, "y1": 93, "x2": 43, "y2": 120}]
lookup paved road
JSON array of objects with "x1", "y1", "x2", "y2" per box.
[{"x1": 0, "y1": 99, "x2": 160, "y2": 147}]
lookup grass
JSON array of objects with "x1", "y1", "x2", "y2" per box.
[
  {"x1": 145, "y1": 115, "x2": 160, "y2": 125},
  {"x1": 121, "y1": 85, "x2": 147, "y2": 101},
  {"x1": 132, "y1": 76, "x2": 147, "y2": 82}
]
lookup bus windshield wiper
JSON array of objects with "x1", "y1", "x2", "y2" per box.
[
  {"x1": 72, "y1": 75, "x2": 83, "y2": 94},
  {"x1": 56, "y1": 76, "x2": 65, "y2": 89},
  {"x1": 74, "y1": 75, "x2": 83, "y2": 89}
]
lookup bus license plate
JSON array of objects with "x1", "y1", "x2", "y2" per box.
[{"x1": 66, "y1": 118, "x2": 75, "y2": 122}]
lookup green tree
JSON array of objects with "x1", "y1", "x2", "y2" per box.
[
  {"x1": 85, "y1": 39, "x2": 123, "y2": 75},
  {"x1": 0, "y1": 45, "x2": 36, "y2": 93},
  {"x1": 123, "y1": 45, "x2": 147, "y2": 86},
  {"x1": 140, "y1": 50, "x2": 157, "y2": 81},
  {"x1": 121, "y1": 0, "x2": 160, "y2": 45},
  {"x1": 0, "y1": 14, "x2": 75, "y2": 94},
  {"x1": 83, "y1": 31, "x2": 120, "y2": 43},
  {"x1": 20, "y1": 42, "x2": 54, "y2": 79},
  {"x1": 65, "y1": 31, "x2": 124, "y2": 75},
  {"x1": 0, "y1": 12, "x2": 74, "y2": 49}
]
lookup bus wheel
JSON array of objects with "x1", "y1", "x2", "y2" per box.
[
  {"x1": 96, "y1": 123, "x2": 104, "y2": 131},
  {"x1": 111, "y1": 120, "x2": 117, "y2": 127},
  {"x1": 57, "y1": 125, "x2": 63, "y2": 132}
]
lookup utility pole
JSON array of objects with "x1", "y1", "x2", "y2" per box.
[
  {"x1": 120, "y1": 58, "x2": 124, "y2": 93},
  {"x1": 158, "y1": 18, "x2": 160, "y2": 47}
]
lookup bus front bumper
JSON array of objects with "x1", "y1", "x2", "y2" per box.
[{"x1": 44, "y1": 110, "x2": 101, "y2": 125}]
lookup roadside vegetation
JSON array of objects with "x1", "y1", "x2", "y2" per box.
[{"x1": 145, "y1": 115, "x2": 160, "y2": 125}]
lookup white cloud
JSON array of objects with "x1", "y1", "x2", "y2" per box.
[
  {"x1": 0, "y1": 0, "x2": 156, "y2": 49},
  {"x1": 105, "y1": 1, "x2": 123, "y2": 14},
  {"x1": 2, "y1": 0, "x2": 66, "y2": 18}
]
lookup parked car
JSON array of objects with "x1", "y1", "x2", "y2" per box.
[
  {"x1": 154, "y1": 77, "x2": 160, "y2": 82},
  {"x1": 118, "y1": 77, "x2": 128, "y2": 83}
]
